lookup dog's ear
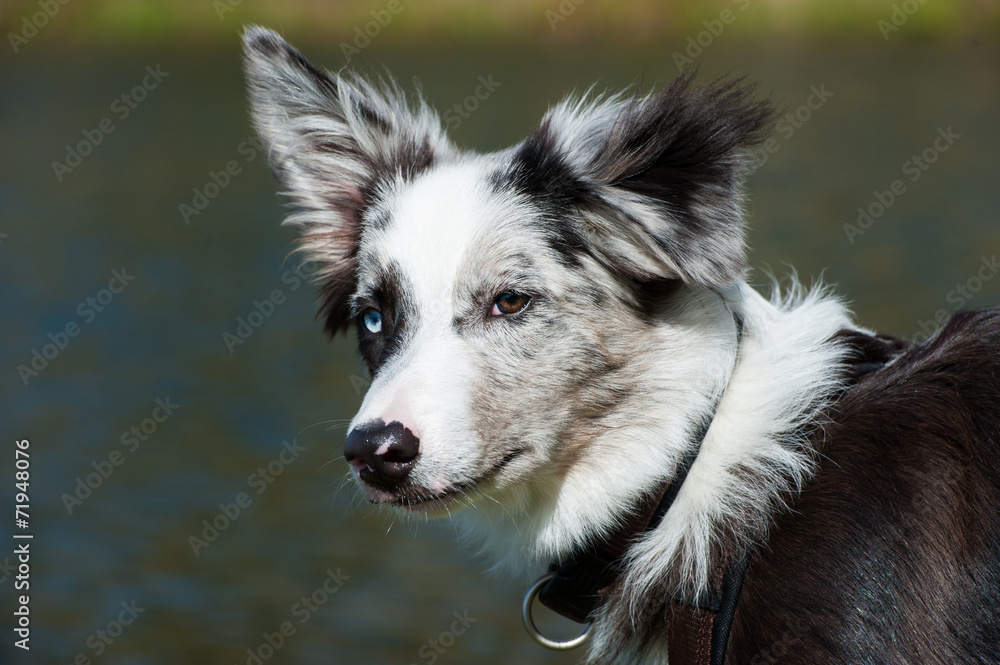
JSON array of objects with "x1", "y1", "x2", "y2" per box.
[
  {"x1": 509, "y1": 73, "x2": 775, "y2": 286},
  {"x1": 242, "y1": 26, "x2": 451, "y2": 334}
]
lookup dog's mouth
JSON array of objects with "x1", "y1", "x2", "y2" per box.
[
  {"x1": 354, "y1": 481, "x2": 466, "y2": 513},
  {"x1": 355, "y1": 448, "x2": 528, "y2": 512},
  {"x1": 393, "y1": 486, "x2": 467, "y2": 512}
]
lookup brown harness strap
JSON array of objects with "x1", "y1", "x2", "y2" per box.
[
  {"x1": 537, "y1": 488, "x2": 670, "y2": 623},
  {"x1": 668, "y1": 604, "x2": 715, "y2": 664},
  {"x1": 667, "y1": 552, "x2": 747, "y2": 665}
]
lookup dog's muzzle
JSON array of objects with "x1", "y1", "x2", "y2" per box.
[{"x1": 344, "y1": 420, "x2": 420, "y2": 489}]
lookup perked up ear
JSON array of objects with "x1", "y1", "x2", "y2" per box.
[
  {"x1": 509, "y1": 72, "x2": 776, "y2": 286},
  {"x1": 241, "y1": 25, "x2": 452, "y2": 334}
]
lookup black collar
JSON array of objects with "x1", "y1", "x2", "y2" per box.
[
  {"x1": 536, "y1": 313, "x2": 743, "y2": 624},
  {"x1": 535, "y1": 390, "x2": 723, "y2": 623}
]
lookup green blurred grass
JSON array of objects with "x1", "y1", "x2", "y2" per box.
[{"x1": 2, "y1": 0, "x2": 997, "y2": 48}]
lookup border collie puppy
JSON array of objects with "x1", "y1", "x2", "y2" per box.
[{"x1": 243, "y1": 26, "x2": 1000, "y2": 665}]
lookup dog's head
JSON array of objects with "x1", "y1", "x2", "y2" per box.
[{"x1": 243, "y1": 26, "x2": 773, "y2": 518}]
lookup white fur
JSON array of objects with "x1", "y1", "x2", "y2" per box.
[
  {"x1": 624, "y1": 282, "x2": 854, "y2": 593},
  {"x1": 452, "y1": 284, "x2": 740, "y2": 572},
  {"x1": 350, "y1": 163, "x2": 494, "y2": 495}
]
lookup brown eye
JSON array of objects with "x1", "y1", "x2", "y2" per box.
[{"x1": 491, "y1": 292, "x2": 531, "y2": 316}]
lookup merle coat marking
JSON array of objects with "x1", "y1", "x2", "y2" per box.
[{"x1": 242, "y1": 26, "x2": 1000, "y2": 664}]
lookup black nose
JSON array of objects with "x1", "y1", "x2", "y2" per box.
[{"x1": 344, "y1": 421, "x2": 420, "y2": 489}]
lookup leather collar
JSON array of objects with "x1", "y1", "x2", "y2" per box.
[
  {"x1": 536, "y1": 396, "x2": 722, "y2": 624},
  {"x1": 533, "y1": 315, "x2": 746, "y2": 665}
]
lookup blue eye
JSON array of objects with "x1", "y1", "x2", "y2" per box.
[{"x1": 361, "y1": 309, "x2": 382, "y2": 334}]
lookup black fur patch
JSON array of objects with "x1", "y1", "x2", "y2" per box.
[
  {"x1": 491, "y1": 121, "x2": 595, "y2": 270},
  {"x1": 354, "y1": 261, "x2": 416, "y2": 375},
  {"x1": 501, "y1": 118, "x2": 595, "y2": 206},
  {"x1": 590, "y1": 75, "x2": 773, "y2": 256},
  {"x1": 316, "y1": 243, "x2": 362, "y2": 337},
  {"x1": 726, "y1": 309, "x2": 1000, "y2": 664},
  {"x1": 495, "y1": 73, "x2": 777, "y2": 288}
]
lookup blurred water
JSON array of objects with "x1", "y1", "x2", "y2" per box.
[{"x1": 1, "y1": 36, "x2": 998, "y2": 664}]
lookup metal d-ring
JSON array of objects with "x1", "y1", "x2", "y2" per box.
[{"x1": 521, "y1": 572, "x2": 592, "y2": 650}]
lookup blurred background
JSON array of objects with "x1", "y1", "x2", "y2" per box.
[{"x1": 1, "y1": 1, "x2": 998, "y2": 663}]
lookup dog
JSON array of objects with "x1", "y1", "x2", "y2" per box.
[{"x1": 242, "y1": 26, "x2": 1000, "y2": 664}]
